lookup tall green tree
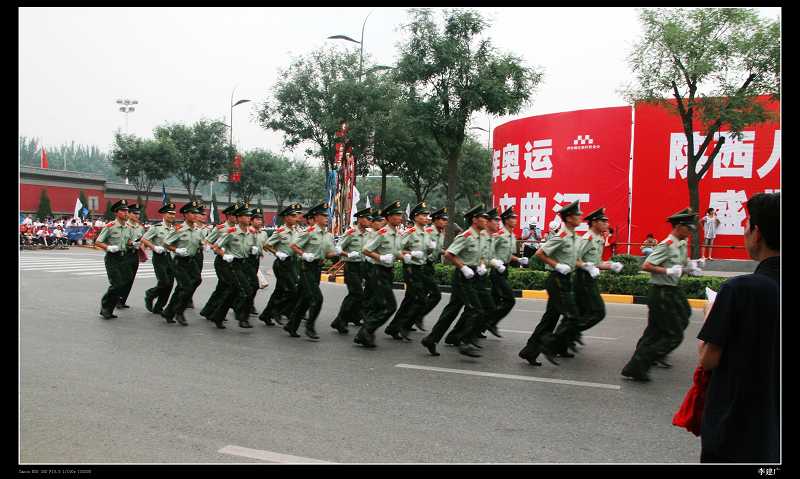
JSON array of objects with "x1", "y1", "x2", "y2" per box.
[
  {"x1": 229, "y1": 149, "x2": 276, "y2": 204},
  {"x1": 18, "y1": 136, "x2": 39, "y2": 166},
  {"x1": 395, "y1": 8, "x2": 543, "y2": 242},
  {"x1": 111, "y1": 133, "x2": 178, "y2": 218},
  {"x1": 453, "y1": 136, "x2": 492, "y2": 208},
  {"x1": 261, "y1": 154, "x2": 296, "y2": 217},
  {"x1": 154, "y1": 120, "x2": 232, "y2": 201},
  {"x1": 36, "y1": 189, "x2": 53, "y2": 220},
  {"x1": 622, "y1": 7, "x2": 780, "y2": 258}
]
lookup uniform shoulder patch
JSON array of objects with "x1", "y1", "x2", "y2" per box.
[
  {"x1": 404, "y1": 226, "x2": 416, "y2": 236},
  {"x1": 378, "y1": 227, "x2": 387, "y2": 235},
  {"x1": 660, "y1": 238, "x2": 673, "y2": 245},
  {"x1": 216, "y1": 224, "x2": 225, "y2": 230},
  {"x1": 559, "y1": 231, "x2": 568, "y2": 238},
  {"x1": 462, "y1": 230, "x2": 472, "y2": 238},
  {"x1": 346, "y1": 227, "x2": 355, "y2": 236},
  {"x1": 106, "y1": 222, "x2": 115, "y2": 227},
  {"x1": 424, "y1": 227, "x2": 434, "y2": 233},
  {"x1": 492, "y1": 231, "x2": 503, "y2": 237},
  {"x1": 276, "y1": 226, "x2": 285, "y2": 233},
  {"x1": 307, "y1": 225, "x2": 316, "y2": 233},
  {"x1": 227, "y1": 227, "x2": 236, "y2": 233}
]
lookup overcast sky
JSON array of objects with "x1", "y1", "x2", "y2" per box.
[{"x1": 19, "y1": 7, "x2": 780, "y2": 161}]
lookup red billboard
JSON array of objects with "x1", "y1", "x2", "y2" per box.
[
  {"x1": 491, "y1": 106, "x2": 633, "y2": 239},
  {"x1": 630, "y1": 96, "x2": 780, "y2": 259}
]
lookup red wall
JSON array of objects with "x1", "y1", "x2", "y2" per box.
[{"x1": 20, "y1": 184, "x2": 105, "y2": 214}]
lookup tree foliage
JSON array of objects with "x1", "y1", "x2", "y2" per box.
[
  {"x1": 36, "y1": 189, "x2": 53, "y2": 220},
  {"x1": 229, "y1": 149, "x2": 276, "y2": 204},
  {"x1": 111, "y1": 133, "x2": 178, "y2": 218},
  {"x1": 19, "y1": 136, "x2": 118, "y2": 179}
]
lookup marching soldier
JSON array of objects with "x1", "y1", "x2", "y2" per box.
[
  {"x1": 415, "y1": 207, "x2": 448, "y2": 331},
  {"x1": 385, "y1": 201, "x2": 432, "y2": 340},
  {"x1": 285, "y1": 202, "x2": 338, "y2": 339},
  {"x1": 354, "y1": 201, "x2": 404, "y2": 348},
  {"x1": 118, "y1": 203, "x2": 145, "y2": 309},
  {"x1": 200, "y1": 203, "x2": 240, "y2": 321},
  {"x1": 186, "y1": 202, "x2": 208, "y2": 309},
  {"x1": 160, "y1": 201, "x2": 206, "y2": 326},
  {"x1": 485, "y1": 206, "x2": 529, "y2": 337},
  {"x1": 141, "y1": 203, "x2": 177, "y2": 315},
  {"x1": 359, "y1": 210, "x2": 384, "y2": 326},
  {"x1": 209, "y1": 204, "x2": 257, "y2": 329},
  {"x1": 247, "y1": 207, "x2": 268, "y2": 315},
  {"x1": 95, "y1": 199, "x2": 133, "y2": 319},
  {"x1": 518, "y1": 200, "x2": 583, "y2": 366},
  {"x1": 421, "y1": 204, "x2": 490, "y2": 358},
  {"x1": 330, "y1": 207, "x2": 372, "y2": 334},
  {"x1": 621, "y1": 207, "x2": 703, "y2": 381},
  {"x1": 259, "y1": 203, "x2": 304, "y2": 326}
]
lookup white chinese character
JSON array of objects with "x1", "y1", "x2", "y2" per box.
[
  {"x1": 765, "y1": 189, "x2": 780, "y2": 194},
  {"x1": 492, "y1": 149, "x2": 501, "y2": 182},
  {"x1": 520, "y1": 192, "x2": 547, "y2": 231},
  {"x1": 713, "y1": 131, "x2": 755, "y2": 179},
  {"x1": 550, "y1": 192, "x2": 591, "y2": 232},
  {"x1": 523, "y1": 139, "x2": 553, "y2": 179},
  {"x1": 757, "y1": 130, "x2": 780, "y2": 178},
  {"x1": 669, "y1": 132, "x2": 711, "y2": 179},
  {"x1": 501, "y1": 144, "x2": 520, "y2": 181},
  {"x1": 708, "y1": 190, "x2": 748, "y2": 235},
  {"x1": 498, "y1": 193, "x2": 516, "y2": 216}
]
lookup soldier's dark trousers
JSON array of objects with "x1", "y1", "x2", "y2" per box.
[
  {"x1": 387, "y1": 263, "x2": 426, "y2": 334},
  {"x1": 333, "y1": 261, "x2": 365, "y2": 327},
  {"x1": 189, "y1": 249, "x2": 203, "y2": 304},
  {"x1": 212, "y1": 258, "x2": 254, "y2": 323},
  {"x1": 145, "y1": 252, "x2": 174, "y2": 311},
  {"x1": 119, "y1": 249, "x2": 139, "y2": 304},
  {"x1": 260, "y1": 256, "x2": 299, "y2": 322},
  {"x1": 574, "y1": 269, "x2": 606, "y2": 332},
  {"x1": 418, "y1": 261, "x2": 442, "y2": 318},
  {"x1": 428, "y1": 268, "x2": 484, "y2": 345},
  {"x1": 101, "y1": 252, "x2": 129, "y2": 312},
  {"x1": 489, "y1": 268, "x2": 515, "y2": 328},
  {"x1": 245, "y1": 256, "x2": 260, "y2": 310},
  {"x1": 623, "y1": 285, "x2": 691, "y2": 375},
  {"x1": 286, "y1": 260, "x2": 324, "y2": 332},
  {"x1": 361, "y1": 262, "x2": 378, "y2": 319},
  {"x1": 521, "y1": 271, "x2": 580, "y2": 357},
  {"x1": 163, "y1": 255, "x2": 203, "y2": 319},
  {"x1": 200, "y1": 255, "x2": 233, "y2": 317},
  {"x1": 362, "y1": 265, "x2": 398, "y2": 333},
  {"x1": 445, "y1": 272, "x2": 495, "y2": 344}
]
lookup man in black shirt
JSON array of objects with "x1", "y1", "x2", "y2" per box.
[{"x1": 697, "y1": 192, "x2": 780, "y2": 463}]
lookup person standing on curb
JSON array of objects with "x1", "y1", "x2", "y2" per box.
[{"x1": 700, "y1": 208, "x2": 721, "y2": 260}]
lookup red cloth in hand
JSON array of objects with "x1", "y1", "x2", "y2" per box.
[{"x1": 672, "y1": 366, "x2": 712, "y2": 436}]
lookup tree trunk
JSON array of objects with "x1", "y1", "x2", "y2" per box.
[
  {"x1": 444, "y1": 147, "x2": 461, "y2": 247},
  {"x1": 380, "y1": 169, "x2": 387, "y2": 208}
]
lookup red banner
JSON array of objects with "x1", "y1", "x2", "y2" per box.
[
  {"x1": 630, "y1": 96, "x2": 780, "y2": 259},
  {"x1": 491, "y1": 106, "x2": 633, "y2": 239}
]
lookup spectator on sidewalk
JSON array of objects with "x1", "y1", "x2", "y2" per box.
[
  {"x1": 641, "y1": 233, "x2": 658, "y2": 256},
  {"x1": 700, "y1": 208, "x2": 721, "y2": 260},
  {"x1": 602, "y1": 227, "x2": 617, "y2": 261},
  {"x1": 697, "y1": 192, "x2": 779, "y2": 463}
]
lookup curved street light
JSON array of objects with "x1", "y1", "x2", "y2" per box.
[{"x1": 327, "y1": 9, "x2": 374, "y2": 81}]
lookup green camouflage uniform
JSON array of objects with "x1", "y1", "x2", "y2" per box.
[
  {"x1": 119, "y1": 220, "x2": 145, "y2": 305},
  {"x1": 97, "y1": 218, "x2": 134, "y2": 314},
  {"x1": 574, "y1": 230, "x2": 607, "y2": 332},
  {"x1": 260, "y1": 224, "x2": 300, "y2": 323},
  {"x1": 143, "y1": 221, "x2": 176, "y2": 312},
  {"x1": 161, "y1": 222, "x2": 206, "y2": 320},
  {"x1": 331, "y1": 225, "x2": 369, "y2": 331},
  {"x1": 285, "y1": 224, "x2": 335, "y2": 334}
]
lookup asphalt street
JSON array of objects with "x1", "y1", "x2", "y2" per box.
[{"x1": 20, "y1": 249, "x2": 709, "y2": 464}]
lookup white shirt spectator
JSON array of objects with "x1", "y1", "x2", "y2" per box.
[
  {"x1": 702, "y1": 213, "x2": 721, "y2": 239},
  {"x1": 23, "y1": 216, "x2": 33, "y2": 225},
  {"x1": 94, "y1": 219, "x2": 105, "y2": 228}
]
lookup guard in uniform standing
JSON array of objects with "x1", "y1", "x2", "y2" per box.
[
  {"x1": 330, "y1": 207, "x2": 372, "y2": 334},
  {"x1": 118, "y1": 203, "x2": 145, "y2": 309},
  {"x1": 210, "y1": 204, "x2": 257, "y2": 329},
  {"x1": 259, "y1": 203, "x2": 304, "y2": 326},
  {"x1": 141, "y1": 203, "x2": 177, "y2": 315},
  {"x1": 385, "y1": 202, "x2": 432, "y2": 340},
  {"x1": 354, "y1": 201, "x2": 404, "y2": 348},
  {"x1": 621, "y1": 208, "x2": 703, "y2": 381},
  {"x1": 199, "y1": 203, "x2": 240, "y2": 321},
  {"x1": 518, "y1": 200, "x2": 583, "y2": 366},
  {"x1": 95, "y1": 199, "x2": 132, "y2": 319},
  {"x1": 161, "y1": 201, "x2": 206, "y2": 326},
  {"x1": 485, "y1": 206, "x2": 529, "y2": 337},
  {"x1": 421, "y1": 204, "x2": 489, "y2": 358},
  {"x1": 285, "y1": 202, "x2": 338, "y2": 339}
]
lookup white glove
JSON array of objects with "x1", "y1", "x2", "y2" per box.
[
  {"x1": 411, "y1": 250, "x2": 425, "y2": 259},
  {"x1": 460, "y1": 265, "x2": 475, "y2": 279},
  {"x1": 106, "y1": 245, "x2": 120, "y2": 253},
  {"x1": 589, "y1": 266, "x2": 601, "y2": 279},
  {"x1": 688, "y1": 269, "x2": 703, "y2": 277},
  {"x1": 335, "y1": 245, "x2": 343, "y2": 255},
  {"x1": 275, "y1": 251, "x2": 289, "y2": 261},
  {"x1": 610, "y1": 261, "x2": 624, "y2": 273},
  {"x1": 518, "y1": 257, "x2": 529, "y2": 266},
  {"x1": 223, "y1": 253, "x2": 234, "y2": 263},
  {"x1": 153, "y1": 245, "x2": 165, "y2": 254},
  {"x1": 666, "y1": 265, "x2": 683, "y2": 278},
  {"x1": 497, "y1": 264, "x2": 506, "y2": 273},
  {"x1": 204, "y1": 244, "x2": 211, "y2": 252},
  {"x1": 302, "y1": 252, "x2": 316, "y2": 262},
  {"x1": 580, "y1": 262, "x2": 595, "y2": 272},
  {"x1": 251, "y1": 246, "x2": 260, "y2": 255},
  {"x1": 132, "y1": 241, "x2": 141, "y2": 249},
  {"x1": 175, "y1": 247, "x2": 189, "y2": 257},
  {"x1": 555, "y1": 263, "x2": 572, "y2": 275},
  {"x1": 429, "y1": 240, "x2": 437, "y2": 249},
  {"x1": 476, "y1": 264, "x2": 488, "y2": 276},
  {"x1": 489, "y1": 258, "x2": 504, "y2": 269},
  {"x1": 403, "y1": 253, "x2": 413, "y2": 264},
  {"x1": 347, "y1": 251, "x2": 360, "y2": 259},
  {"x1": 379, "y1": 254, "x2": 394, "y2": 266}
]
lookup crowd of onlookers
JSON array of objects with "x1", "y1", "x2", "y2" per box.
[{"x1": 19, "y1": 214, "x2": 108, "y2": 248}]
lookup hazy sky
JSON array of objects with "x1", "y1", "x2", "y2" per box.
[{"x1": 19, "y1": 7, "x2": 780, "y2": 161}]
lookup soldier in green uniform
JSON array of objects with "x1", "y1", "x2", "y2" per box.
[
  {"x1": 621, "y1": 208, "x2": 702, "y2": 381},
  {"x1": 117, "y1": 204, "x2": 145, "y2": 309},
  {"x1": 518, "y1": 200, "x2": 584, "y2": 366},
  {"x1": 200, "y1": 203, "x2": 241, "y2": 321},
  {"x1": 330, "y1": 207, "x2": 373, "y2": 334},
  {"x1": 354, "y1": 201, "x2": 404, "y2": 348},
  {"x1": 415, "y1": 207, "x2": 448, "y2": 332},
  {"x1": 385, "y1": 202, "x2": 432, "y2": 340},
  {"x1": 161, "y1": 201, "x2": 206, "y2": 326},
  {"x1": 141, "y1": 203, "x2": 177, "y2": 315},
  {"x1": 359, "y1": 210, "x2": 384, "y2": 326},
  {"x1": 485, "y1": 206, "x2": 529, "y2": 337},
  {"x1": 421, "y1": 204, "x2": 490, "y2": 358},
  {"x1": 285, "y1": 202, "x2": 338, "y2": 339},
  {"x1": 259, "y1": 203, "x2": 304, "y2": 326},
  {"x1": 247, "y1": 207, "x2": 268, "y2": 316},
  {"x1": 185, "y1": 202, "x2": 207, "y2": 310},
  {"x1": 95, "y1": 199, "x2": 133, "y2": 319},
  {"x1": 210, "y1": 204, "x2": 257, "y2": 329}
]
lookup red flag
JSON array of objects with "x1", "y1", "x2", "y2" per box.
[{"x1": 40, "y1": 146, "x2": 48, "y2": 169}]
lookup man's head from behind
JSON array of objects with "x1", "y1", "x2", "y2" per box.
[{"x1": 744, "y1": 192, "x2": 780, "y2": 260}]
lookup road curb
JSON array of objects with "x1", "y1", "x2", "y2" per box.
[{"x1": 320, "y1": 274, "x2": 708, "y2": 309}]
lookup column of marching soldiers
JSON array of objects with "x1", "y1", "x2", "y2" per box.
[{"x1": 95, "y1": 197, "x2": 705, "y2": 382}]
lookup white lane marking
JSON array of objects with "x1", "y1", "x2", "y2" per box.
[
  {"x1": 395, "y1": 364, "x2": 621, "y2": 390},
  {"x1": 497, "y1": 329, "x2": 617, "y2": 340},
  {"x1": 218, "y1": 445, "x2": 334, "y2": 464}
]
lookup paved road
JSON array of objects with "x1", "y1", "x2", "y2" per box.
[{"x1": 20, "y1": 249, "x2": 708, "y2": 464}]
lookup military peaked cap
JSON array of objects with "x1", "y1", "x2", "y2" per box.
[
  {"x1": 110, "y1": 199, "x2": 129, "y2": 212},
  {"x1": 354, "y1": 207, "x2": 372, "y2": 218},
  {"x1": 410, "y1": 201, "x2": 431, "y2": 218},
  {"x1": 584, "y1": 207, "x2": 608, "y2": 223},
  {"x1": 222, "y1": 203, "x2": 241, "y2": 215},
  {"x1": 279, "y1": 203, "x2": 304, "y2": 217},
  {"x1": 381, "y1": 200, "x2": 403, "y2": 217},
  {"x1": 667, "y1": 207, "x2": 698, "y2": 230},
  {"x1": 485, "y1": 207, "x2": 500, "y2": 221},
  {"x1": 557, "y1": 200, "x2": 582, "y2": 219},
  {"x1": 500, "y1": 206, "x2": 518, "y2": 221},
  {"x1": 158, "y1": 203, "x2": 176, "y2": 214},
  {"x1": 430, "y1": 207, "x2": 448, "y2": 221},
  {"x1": 464, "y1": 203, "x2": 487, "y2": 222},
  {"x1": 307, "y1": 201, "x2": 329, "y2": 217},
  {"x1": 251, "y1": 207, "x2": 264, "y2": 217},
  {"x1": 127, "y1": 203, "x2": 141, "y2": 213},
  {"x1": 180, "y1": 201, "x2": 203, "y2": 214}
]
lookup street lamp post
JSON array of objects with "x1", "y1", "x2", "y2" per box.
[
  {"x1": 226, "y1": 85, "x2": 251, "y2": 203},
  {"x1": 327, "y1": 9, "x2": 374, "y2": 81},
  {"x1": 116, "y1": 98, "x2": 138, "y2": 133}
]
